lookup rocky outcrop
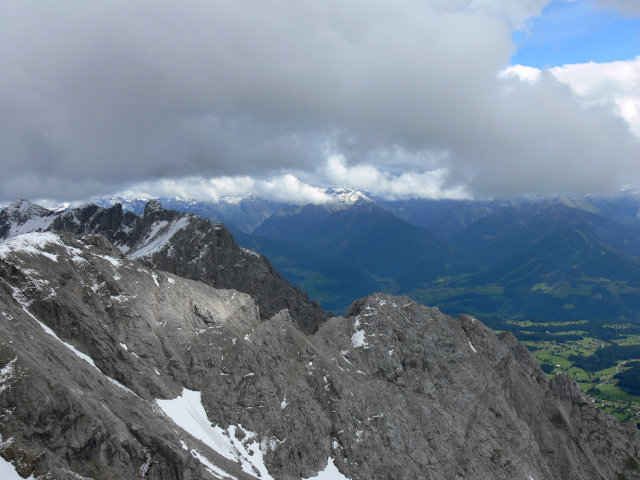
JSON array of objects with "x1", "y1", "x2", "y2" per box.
[
  {"x1": 0, "y1": 200, "x2": 329, "y2": 334},
  {"x1": 0, "y1": 199, "x2": 55, "y2": 239},
  {"x1": 0, "y1": 231, "x2": 638, "y2": 479}
]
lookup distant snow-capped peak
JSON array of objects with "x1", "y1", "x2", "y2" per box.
[
  {"x1": 219, "y1": 193, "x2": 262, "y2": 205},
  {"x1": 325, "y1": 187, "x2": 373, "y2": 205}
]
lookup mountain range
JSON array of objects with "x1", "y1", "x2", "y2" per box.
[
  {"x1": 1, "y1": 198, "x2": 639, "y2": 479},
  {"x1": 0, "y1": 199, "x2": 327, "y2": 334},
  {"x1": 35, "y1": 188, "x2": 640, "y2": 324}
]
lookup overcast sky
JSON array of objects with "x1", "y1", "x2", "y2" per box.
[{"x1": 1, "y1": 0, "x2": 639, "y2": 205}]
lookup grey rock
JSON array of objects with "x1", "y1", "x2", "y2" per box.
[
  {"x1": 0, "y1": 232, "x2": 638, "y2": 479},
  {"x1": 0, "y1": 199, "x2": 329, "y2": 334}
]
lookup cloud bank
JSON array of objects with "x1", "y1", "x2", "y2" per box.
[{"x1": 0, "y1": 0, "x2": 639, "y2": 204}]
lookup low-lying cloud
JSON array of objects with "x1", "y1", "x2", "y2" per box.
[{"x1": 0, "y1": 0, "x2": 639, "y2": 204}]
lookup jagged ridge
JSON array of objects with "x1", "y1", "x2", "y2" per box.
[
  {"x1": 0, "y1": 231, "x2": 638, "y2": 479},
  {"x1": 0, "y1": 199, "x2": 328, "y2": 334}
]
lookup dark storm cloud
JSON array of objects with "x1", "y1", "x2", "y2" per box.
[{"x1": 0, "y1": 0, "x2": 638, "y2": 203}]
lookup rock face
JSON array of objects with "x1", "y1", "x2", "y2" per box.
[
  {"x1": 0, "y1": 199, "x2": 55, "y2": 239},
  {"x1": 0, "y1": 230, "x2": 638, "y2": 479},
  {"x1": 0, "y1": 199, "x2": 328, "y2": 334}
]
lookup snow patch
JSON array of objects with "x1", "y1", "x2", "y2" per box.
[
  {"x1": 139, "y1": 452, "x2": 152, "y2": 477},
  {"x1": 128, "y1": 217, "x2": 190, "y2": 258},
  {"x1": 95, "y1": 254, "x2": 122, "y2": 268},
  {"x1": 0, "y1": 456, "x2": 35, "y2": 480},
  {"x1": 241, "y1": 247, "x2": 260, "y2": 258},
  {"x1": 105, "y1": 376, "x2": 138, "y2": 396},
  {"x1": 0, "y1": 357, "x2": 17, "y2": 394},
  {"x1": 34, "y1": 316, "x2": 98, "y2": 368},
  {"x1": 156, "y1": 389, "x2": 275, "y2": 479},
  {"x1": 191, "y1": 449, "x2": 238, "y2": 480},
  {"x1": 468, "y1": 341, "x2": 478, "y2": 354},
  {"x1": 110, "y1": 295, "x2": 130, "y2": 303},
  {"x1": 0, "y1": 232, "x2": 61, "y2": 262},
  {"x1": 7, "y1": 215, "x2": 55, "y2": 240},
  {"x1": 302, "y1": 457, "x2": 350, "y2": 480},
  {"x1": 351, "y1": 330, "x2": 367, "y2": 348}
]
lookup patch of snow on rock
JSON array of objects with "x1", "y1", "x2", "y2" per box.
[
  {"x1": 351, "y1": 330, "x2": 367, "y2": 348},
  {"x1": 241, "y1": 247, "x2": 260, "y2": 258},
  {"x1": 128, "y1": 216, "x2": 191, "y2": 258},
  {"x1": 95, "y1": 254, "x2": 122, "y2": 268},
  {"x1": 0, "y1": 357, "x2": 17, "y2": 394},
  {"x1": 191, "y1": 449, "x2": 238, "y2": 480},
  {"x1": 157, "y1": 389, "x2": 238, "y2": 462},
  {"x1": 302, "y1": 457, "x2": 350, "y2": 480},
  {"x1": 0, "y1": 455, "x2": 35, "y2": 480},
  {"x1": 156, "y1": 389, "x2": 275, "y2": 479},
  {"x1": 0, "y1": 232, "x2": 61, "y2": 262}
]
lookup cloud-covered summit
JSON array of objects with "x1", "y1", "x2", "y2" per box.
[{"x1": 0, "y1": 0, "x2": 639, "y2": 204}]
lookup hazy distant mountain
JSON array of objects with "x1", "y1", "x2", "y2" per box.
[
  {"x1": 233, "y1": 231, "x2": 380, "y2": 314},
  {"x1": 409, "y1": 200, "x2": 640, "y2": 322},
  {"x1": 21, "y1": 189, "x2": 640, "y2": 325},
  {"x1": 577, "y1": 189, "x2": 640, "y2": 232},
  {"x1": 376, "y1": 197, "x2": 512, "y2": 239},
  {"x1": 254, "y1": 194, "x2": 475, "y2": 289},
  {"x1": 93, "y1": 194, "x2": 284, "y2": 233},
  {"x1": 452, "y1": 202, "x2": 640, "y2": 268},
  {"x1": 92, "y1": 195, "x2": 149, "y2": 214}
]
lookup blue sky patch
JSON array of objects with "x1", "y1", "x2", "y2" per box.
[{"x1": 511, "y1": 0, "x2": 640, "y2": 68}]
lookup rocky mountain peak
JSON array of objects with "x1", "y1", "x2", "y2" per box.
[
  {"x1": 0, "y1": 200, "x2": 55, "y2": 240},
  {"x1": 0, "y1": 199, "x2": 329, "y2": 333},
  {"x1": 0, "y1": 233, "x2": 638, "y2": 479},
  {"x1": 143, "y1": 199, "x2": 164, "y2": 216},
  {"x1": 2, "y1": 199, "x2": 50, "y2": 220}
]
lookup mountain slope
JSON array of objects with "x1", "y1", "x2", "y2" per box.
[
  {"x1": 94, "y1": 194, "x2": 284, "y2": 233},
  {"x1": 0, "y1": 199, "x2": 56, "y2": 239},
  {"x1": 254, "y1": 199, "x2": 475, "y2": 289},
  {"x1": 0, "y1": 200, "x2": 328, "y2": 333},
  {"x1": 376, "y1": 197, "x2": 511, "y2": 240},
  {"x1": 452, "y1": 202, "x2": 640, "y2": 268},
  {"x1": 473, "y1": 227, "x2": 640, "y2": 288},
  {"x1": 233, "y1": 231, "x2": 380, "y2": 314},
  {"x1": 0, "y1": 231, "x2": 638, "y2": 479}
]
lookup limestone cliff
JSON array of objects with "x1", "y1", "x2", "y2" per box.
[{"x1": 0, "y1": 231, "x2": 638, "y2": 479}]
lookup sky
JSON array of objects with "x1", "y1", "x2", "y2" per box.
[{"x1": 0, "y1": 0, "x2": 639, "y2": 205}]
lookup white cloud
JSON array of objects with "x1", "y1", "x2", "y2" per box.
[
  {"x1": 499, "y1": 65, "x2": 542, "y2": 84},
  {"x1": 0, "y1": 0, "x2": 639, "y2": 203},
  {"x1": 254, "y1": 175, "x2": 333, "y2": 204},
  {"x1": 322, "y1": 155, "x2": 470, "y2": 200},
  {"x1": 500, "y1": 57, "x2": 640, "y2": 138},
  {"x1": 114, "y1": 174, "x2": 333, "y2": 205},
  {"x1": 550, "y1": 57, "x2": 640, "y2": 136}
]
